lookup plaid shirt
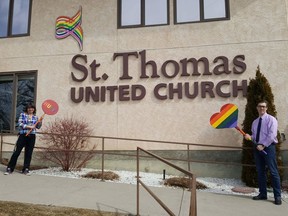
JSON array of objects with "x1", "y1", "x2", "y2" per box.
[{"x1": 18, "y1": 113, "x2": 42, "y2": 135}]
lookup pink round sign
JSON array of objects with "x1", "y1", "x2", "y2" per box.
[{"x1": 42, "y1": 99, "x2": 59, "y2": 115}]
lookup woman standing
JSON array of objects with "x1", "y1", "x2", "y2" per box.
[{"x1": 4, "y1": 103, "x2": 42, "y2": 175}]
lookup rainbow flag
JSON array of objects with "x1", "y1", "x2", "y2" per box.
[
  {"x1": 55, "y1": 7, "x2": 83, "y2": 50},
  {"x1": 210, "y1": 104, "x2": 238, "y2": 129}
]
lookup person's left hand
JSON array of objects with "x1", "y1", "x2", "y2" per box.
[
  {"x1": 27, "y1": 125, "x2": 36, "y2": 129},
  {"x1": 257, "y1": 144, "x2": 265, "y2": 151}
]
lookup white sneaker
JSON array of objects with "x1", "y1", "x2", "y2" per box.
[
  {"x1": 22, "y1": 168, "x2": 31, "y2": 176},
  {"x1": 4, "y1": 168, "x2": 12, "y2": 175}
]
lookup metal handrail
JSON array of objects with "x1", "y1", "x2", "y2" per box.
[
  {"x1": 137, "y1": 147, "x2": 197, "y2": 216},
  {"x1": 1, "y1": 130, "x2": 288, "y2": 173}
]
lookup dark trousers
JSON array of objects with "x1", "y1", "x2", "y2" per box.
[
  {"x1": 8, "y1": 134, "x2": 36, "y2": 172},
  {"x1": 253, "y1": 144, "x2": 281, "y2": 198}
]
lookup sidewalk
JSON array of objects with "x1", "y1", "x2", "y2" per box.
[{"x1": 0, "y1": 164, "x2": 287, "y2": 216}]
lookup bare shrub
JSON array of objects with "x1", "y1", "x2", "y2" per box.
[
  {"x1": 164, "y1": 177, "x2": 208, "y2": 190},
  {"x1": 39, "y1": 116, "x2": 96, "y2": 171},
  {"x1": 82, "y1": 171, "x2": 120, "y2": 181}
]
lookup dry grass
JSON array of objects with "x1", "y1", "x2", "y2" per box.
[
  {"x1": 164, "y1": 177, "x2": 208, "y2": 190},
  {"x1": 0, "y1": 201, "x2": 129, "y2": 216},
  {"x1": 82, "y1": 171, "x2": 120, "y2": 181}
]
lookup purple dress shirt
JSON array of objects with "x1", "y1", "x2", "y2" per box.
[{"x1": 251, "y1": 113, "x2": 278, "y2": 147}]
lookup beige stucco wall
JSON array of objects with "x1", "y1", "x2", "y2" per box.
[{"x1": 1, "y1": 0, "x2": 288, "y2": 150}]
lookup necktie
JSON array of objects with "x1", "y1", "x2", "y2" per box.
[{"x1": 255, "y1": 117, "x2": 262, "y2": 143}]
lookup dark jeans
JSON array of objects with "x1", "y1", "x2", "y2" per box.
[
  {"x1": 253, "y1": 144, "x2": 281, "y2": 198},
  {"x1": 8, "y1": 134, "x2": 36, "y2": 172}
]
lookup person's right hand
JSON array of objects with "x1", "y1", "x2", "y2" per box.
[{"x1": 244, "y1": 134, "x2": 251, "y2": 140}]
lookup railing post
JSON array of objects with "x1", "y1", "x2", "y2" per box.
[
  {"x1": 101, "y1": 137, "x2": 104, "y2": 181},
  {"x1": 189, "y1": 174, "x2": 197, "y2": 216},
  {"x1": 0, "y1": 131, "x2": 3, "y2": 163},
  {"x1": 187, "y1": 144, "x2": 192, "y2": 191},
  {"x1": 187, "y1": 144, "x2": 191, "y2": 172},
  {"x1": 137, "y1": 147, "x2": 140, "y2": 216}
]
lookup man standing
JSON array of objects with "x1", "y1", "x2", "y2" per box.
[{"x1": 245, "y1": 100, "x2": 282, "y2": 205}]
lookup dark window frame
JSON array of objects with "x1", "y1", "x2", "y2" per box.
[
  {"x1": 0, "y1": 0, "x2": 33, "y2": 38},
  {"x1": 174, "y1": 0, "x2": 230, "y2": 24},
  {"x1": 118, "y1": 0, "x2": 170, "y2": 29},
  {"x1": 0, "y1": 71, "x2": 37, "y2": 131}
]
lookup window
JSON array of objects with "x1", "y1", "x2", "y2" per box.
[
  {"x1": 0, "y1": 0, "x2": 32, "y2": 38},
  {"x1": 118, "y1": 0, "x2": 169, "y2": 28},
  {"x1": 175, "y1": 0, "x2": 229, "y2": 24},
  {"x1": 0, "y1": 72, "x2": 37, "y2": 131}
]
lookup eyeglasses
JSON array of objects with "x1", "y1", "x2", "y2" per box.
[{"x1": 257, "y1": 105, "x2": 267, "y2": 108}]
